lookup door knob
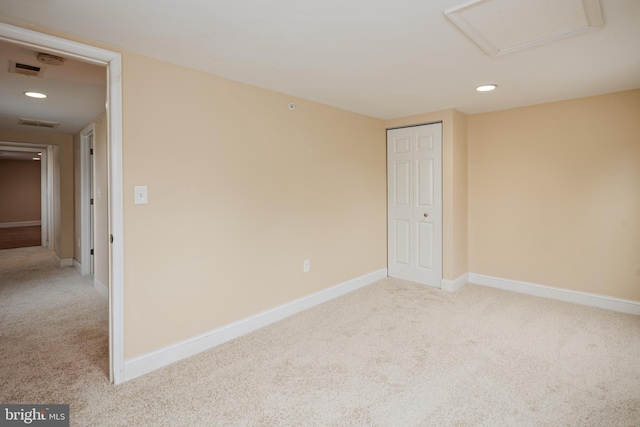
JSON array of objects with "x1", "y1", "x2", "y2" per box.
[{"x1": 423, "y1": 213, "x2": 428, "y2": 217}]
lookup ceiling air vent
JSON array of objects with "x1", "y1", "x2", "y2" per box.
[
  {"x1": 8, "y1": 61, "x2": 47, "y2": 78},
  {"x1": 18, "y1": 118, "x2": 60, "y2": 129}
]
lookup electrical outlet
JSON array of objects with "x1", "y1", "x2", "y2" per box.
[{"x1": 303, "y1": 259, "x2": 310, "y2": 273}]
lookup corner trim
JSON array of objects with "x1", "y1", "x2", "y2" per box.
[
  {"x1": 124, "y1": 268, "x2": 387, "y2": 382},
  {"x1": 94, "y1": 278, "x2": 108, "y2": 300},
  {"x1": 54, "y1": 254, "x2": 73, "y2": 267},
  {"x1": 0, "y1": 220, "x2": 41, "y2": 228},
  {"x1": 441, "y1": 273, "x2": 469, "y2": 292},
  {"x1": 73, "y1": 259, "x2": 82, "y2": 274},
  {"x1": 469, "y1": 273, "x2": 640, "y2": 316}
]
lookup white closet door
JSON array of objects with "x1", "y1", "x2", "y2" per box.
[{"x1": 387, "y1": 123, "x2": 442, "y2": 287}]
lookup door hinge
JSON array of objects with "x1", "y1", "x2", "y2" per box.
[
  {"x1": 90, "y1": 249, "x2": 94, "y2": 255},
  {"x1": 110, "y1": 234, "x2": 113, "y2": 244},
  {"x1": 90, "y1": 198, "x2": 94, "y2": 205},
  {"x1": 90, "y1": 148, "x2": 93, "y2": 155}
]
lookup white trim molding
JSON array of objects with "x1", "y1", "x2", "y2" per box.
[
  {"x1": 0, "y1": 221, "x2": 42, "y2": 228},
  {"x1": 107, "y1": 53, "x2": 125, "y2": 386},
  {"x1": 441, "y1": 273, "x2": 469, "y2": 292},
  {"x1": 73, "y1": 259, "x2": 82, "y2": 273},
  {"x1": 80, "y1": 124, "x2": 94, "y2": 276},
  {"x1": 469, "y1": 273, "x2": 640, "y2": 316},
  {"x1": 55, "y1": 256, "x2": 74, "y2": 267},
  {"x1": 124, "y1": 268, "x2": 387, "y2": 381},
  {"x1": 94, "y1": 278, "x2": 109, "y2": 300}
]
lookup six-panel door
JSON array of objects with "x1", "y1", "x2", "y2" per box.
[{"x1": 387, "y1": 123, "x2": 442, "y2": 287}]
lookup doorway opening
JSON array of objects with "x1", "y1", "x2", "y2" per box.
[
  {"x1": 0, "y1": 22, "x2": 125, "y2": 384},
  {"x1": 0, "y1": 142, "x2": 50, "y2": 250}
]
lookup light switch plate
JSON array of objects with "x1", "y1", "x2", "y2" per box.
[{"x1": 134, "y1": 185, "x2": 148, "y2": 205}]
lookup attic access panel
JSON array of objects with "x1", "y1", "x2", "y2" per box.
[{"x1": 445, "y1": 0, "x2": 604, "y2": 57}]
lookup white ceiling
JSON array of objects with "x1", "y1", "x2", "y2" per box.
[
  {"x1": 0, "y1": 40, "x2": 106, "y2": 134},
  {"x1": 0, "y1": 0, "x2": 638, "y2": 122}
]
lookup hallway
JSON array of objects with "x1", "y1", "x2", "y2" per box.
[{"x1": 0, "y1": 246, "x2": 109, "y2": 404}]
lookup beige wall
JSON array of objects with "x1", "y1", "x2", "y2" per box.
[
  {"x1": 385, "y1": 109, "x2": 469, "y2": 281},
  {"x1": 0, "y1": 159, "x2": 41, "y2": 223},
  {"x1": 0, "y1": 22, "x2": 388, "y2": 360},
  {"x1": 7, "y1": 21, "x2": 636, "y2": 368},
  {"x1": 468, "y1": 89, "x2": 640, "y2": 301},
  {"x1": 0, "y1": 129, "x2": 74, "y2": 259},
  {"x1": 122, "y1": 53, "x2": 387, "y2": 357}
]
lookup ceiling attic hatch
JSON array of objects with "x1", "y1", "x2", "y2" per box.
[
  {"x1": 18, "y1": 118, "x2": 60, "y2": 129},
  {"x1": 9, "y1": 61, "x2": 47, "y2": 78},
  {"x1": 445, "y1": 0, "x2": 604, "y2": 57}
]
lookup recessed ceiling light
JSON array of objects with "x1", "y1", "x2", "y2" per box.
[
  {"x1": 33, "y1": 157, "x2": 41, "y2": 161},
  {"x1": 24, "y1": 91, "x2": 47, "y2": 99},
  {"x1": 476, "y1": 84, "x2": 498, "y2": 92},
  {"x1": 38, "y1": 152, "x2": 42, "y2": 156}
]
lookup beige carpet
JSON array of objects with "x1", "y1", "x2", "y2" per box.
[{"x1": 1, "y1": 247, "x2": 639, "y2": 426}]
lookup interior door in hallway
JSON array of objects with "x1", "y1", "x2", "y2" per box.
[
  {"x1": 387, "y1": 123, "x2": 442, "y2": 287},
  {"x1": 89, "y1": 133, "x2": 95, "y2": 275}
]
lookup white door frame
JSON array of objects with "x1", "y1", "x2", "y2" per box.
[
  {"x1": 80, "y1": 124, "x2": 95, "y2": 276},
  {"x1": 51, "y1": 145, "x2": 60, "y2": 253},
  {"x1": 41, "y1": 147, "x2": 50, "y2": 249},
  {"x1": 0, "y1": 23, "x2": 125, "y2": 384}
]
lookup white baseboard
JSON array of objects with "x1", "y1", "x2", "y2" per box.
[
  {"x1": 0, "y1": 220, "x2": 41, "y2": 228},
  {"x1": 54, "y1": 254, "x2": 73, "y2": 267},
  {"x1": 74, "y1": 258, "x2": 92, "y2": 276},
  {"x1": 124, "y1": 268, "x2": 388, "y2": 382},
  {"x1": 59, "y1": 258, "x2": 73, "y2": 267},
  {"x1": 469, "y1": 273, "x2": 640, "y2": 316},
  {"x1": 441, "y1": 273, "x2": 468, "y2": 292},
  {"x1": 94, "y1": 278, "x2": 108, "y2": 300}
]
